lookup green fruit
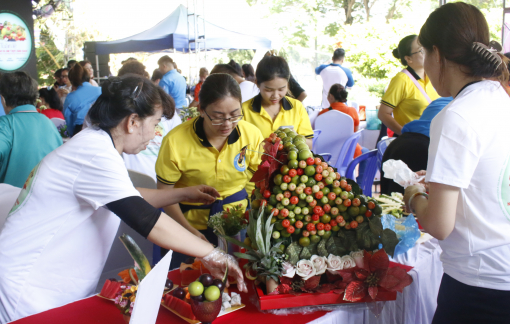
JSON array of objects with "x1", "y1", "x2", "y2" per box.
[
  {"x1": 338, "y1": 204, "x2": 348, "y2": 212},
  {"x1": 323, "y1": 230, "x2": 332, "y2": 240},
  {"x1": 288, "y1": 151, "x2": 298, "y2": 160},
  {"x1": 305, "y1": 165, "x2": 316, "y2": 176},
  {"x1": 306, "y1": 178, "x2": 317, "y2": 187},
  {"x1": 358, "y1": 195, "x2": 367, "y2": 205},
  {"x1": 282, "y1": 128, "x2": 292, "y2": 133},
  {"x1": 300, "y1": 175, "x2": 309, "y2": 183},
  {"x1": 298, "y1": 200, "x2": 307, "y2": 208},
  {"x1": 299, "y1": 150, "x2": 312, "y2": 161},
  {"x1": 321, "y1": 187, "x2": 330, "y2": 195},
  {"x1": 320, "y1": 214, "x2": 331, "y2": 223},
  {"x1": 288, "y1": 159, "x2": 299, "y2": 169},
  {"x1": 279, "y1": 244, "x2": 286, "y2": 252},
  {"x1": 279, "y1": 132, "x2": 287, "y2": 139},
  {"x1": 293, "y1": 228, "x2": 302, "y2": 236},
  {"x1": 296, "y1": 214, "x2": 304, "y2": 220},
  {"x1": 348, "y1": 192, "x2": 354, "y2": 200},
  {"x1": 272, "y1": 231, "x2": 281, "y2": 239},
  {"x1": 348, "y1": 206, "x2": 360, "y2": 217},
  {"x1": 310, "y1": 234, "x2": 321, "y2": 244},
  {"x1": 274, "y1": 174, "x2": 283, "y2": 185},
  {"x1": 204, "y1": 285, "x2": 221, "y2": 302},
  {"x1": 189, "y1": 281, "x2": 205, "y2": 297},
  {"x1": 281, "y1": 230, "x2": 292, "y2": 238},
  {"x1": 299, "y1": 237, "x2": 310, "y2": 247},
  {"x1": 291, "y1": 175, "x2": 300, "y2": 184},
  {"x1": 265, "y1": 204, "x2": 274, "y2": 214},
  {"x1": 269, "y1": 195, "x2": 277, "y2": 206},
  {"x1": 284, "y1": 142, "x2": 294, "y2": 150},
  {"x1": 359, "y1": 205, "x2": 367, "y2": 215},
  {"x1": 296, "y1": 143, "x2": 308, "y2": 151},
  {"x1": 373, "y1": 204, "x2": 383, "y2": 215},
  {"x1": 275, "y1": 222, "x2": 284, "y2": 231},
  {"x1": 273, "y1": 186, "x2": 283, "y2": 194},
  {"x1": 283, "y1": 137, "x2": 293, "y2": 144}
]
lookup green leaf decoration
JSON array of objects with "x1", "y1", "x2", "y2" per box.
[
  {"x1": 255, "y1": 212, "x2": 266, "y2": 255},
  {"x1": 369, "y1": 217, "x2": 384, "y2": 236},
  {"x1": 286, "y1": 241, "x2": 302, "y2": 266},
  {"x1": 381, "y1": 229, "x2": 399, "y2": 257},
  {"x1": 299, "y1": 246, "x2": 312, "y2": 260},
  {"x1": 233, "y1": 252, "x2": 259, "y2": 260},
  {"x1": 318, "y1": 239, "x2": 328, "y2": 257},
  {"x1": 224, "y1": 235, "x2": 252, "y2": 250},
  {"x1": 307, "y1": 242, "x2": 318, "y2": 256},
  {"x1": 345, "y1": 231, "x2": 359, "y2": 252}
]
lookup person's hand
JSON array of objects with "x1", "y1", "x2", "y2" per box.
[
  {"x1": 404, "y1": 184, "x2": 426, "y2": 213},
  {"x1": 182, "y1": 185, "x2": 220, "y2": 204},
  {"x1": 189, "y1": 227, "x2": 209, "y2": 243},
  {"x1": 415, "y1": 170, "x2": 429, "y2": 191},
  {"x1": 198, "y1": 248, "x2": 247, "y2": 293}
]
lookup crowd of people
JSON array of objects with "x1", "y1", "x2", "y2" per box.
[{"x1": 0, "y1": 2, "x2": 510, "y2": 323}]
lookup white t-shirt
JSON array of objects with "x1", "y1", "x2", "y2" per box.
[
  {"x1": 239, "y1": 80, "x2": 260, "y2": 103},
  {"x1": 320, "y1": 65, "x2": 348, "y2": 108},
  {"x1": 123, "y1": 113, "x2": 182, "y2": 181},
  {"x1": 0, "y1": 127, "x2": 140, "y2": 322},
  {"x1": 426, "y1": 80, "x2": 510, "y2": 290}
]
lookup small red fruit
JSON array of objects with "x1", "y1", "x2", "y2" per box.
[
  {"x1": 302, "y1": 230, "x2": 310, "y2": 237},
  {"x1": 313, "y1": 206, "x2": 323, "y2": 215},
  {"x1": 349, "y1": 220, "x2": 358, "y2": 229},
  {"x1": 345, "y1": 224, "x2": 351, "y2": 230},
  {"x1": 278, "y1": 143, "x2": 284, "y2": 150},
  {"x1": 336, "y1": 216, "x2": 344, "y2": 223},
  {"x1": 340, "y1": 179, "x2": 348, "y2": 189},
  {"x1": 263, "y1": 190, "x2": 271, "y2": 198},
  {"x1": 330, "y1": 220, "x2": 337, "y2": 227},
  {"x1": 289, "y1": 169, "x2": 297, "y2": 177},
  {"x1": 365, "y1": 210, "x2": 373, "y2": 218},
  {"x1": 306, "y1": 223, "x2": 315, "y2": 231},
  {"x1": 271, "y1": 208, "x2": 279, "y2": 216},
  {"x1": 352, "y1": 198, "x2": 361, "y2": 207},
  {"x1": 315, "y1": 165, "x2": 323, "y2": 174},
  {"x1": 323, "y1": 204, "x2": 331, "y2": 213},
  {"x1": 310, "y1": 230, "x2": 317, "y2": 235},
  {"x1": 343, "y1": 199, "x2": 352, "y2": 207},
  {"x1": 312, "y1": 214, "x2": 320, "y2": 221},
  {"x1": 308, "y1": 199, "x2": 317, "y2": 208},
  {"x1": 367, "y1": 201, "x2": 376, "y2": 210},
  {"x1": 295, "y1": 220, "x2": 303, "y2": 229},
  {"x1": 327, "y1": 192, "x2": 336, "y2": 201},
  {"x1": 345, "y1": 184, "x2": 352, "y2": 192},
  {"x1": 315, "y1": 173, "x2": 323, "y2": 181},
  {"x1": 316, "y1": 223, "x2": 325, "y2": 231},
  {"x1": 290, "y1": 196, "x2": 299, "y2": 205},
  {"x1": 315, "y1": 191, "x2": 324, "y2": 199},
  {"x1": 324, "y1": 224, "x2": 332, "y2": 231},
  {"x1": 282, "y1": 219, "x2": 290, "y2": 228},
  {"x1": 283, "y1": 175, "x2": 291, "y2": 183},
  {"x1": 280, "y1": 209, "x2": 289, "y2": 217},
  {"x1": 314, "y1": 157, "x2": 322, "y2": 165},
  {"x1": 286, "y1": 225, "x2": 295, "y2": 234},
  {"x1": 284, "y1": 191, "x2": 292, "y2": 198},
  {"x1": 297, "y1": 168, "x2": 304, "y2": 175},
  {"x1": 304, "y1": 187, "x2": 312, "y2": 195},
  {"x1": 321, "y1": 162, "x2": 328, "y2": 169},
  {"x1": 306, "y1": 157, "x2": 315, "y2": 165}
]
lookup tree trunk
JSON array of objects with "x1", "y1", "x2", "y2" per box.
[
  {"x1": 385, "y1": 0, "x2": 399, "y2": 23},
  {"x1": 343, "y1": 0, "x2": 356, "y2": 25},
  {"x1": 363, "y1": 0, "x2": 378, "y2": 22}
]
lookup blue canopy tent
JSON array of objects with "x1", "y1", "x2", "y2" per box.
[{"x1": 94, "y1": 4, "x2": 271, "y2": 55}]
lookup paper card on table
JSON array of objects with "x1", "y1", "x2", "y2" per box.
[{"x1": 130, "y1": 250, "x2": 173, "y2": 324}]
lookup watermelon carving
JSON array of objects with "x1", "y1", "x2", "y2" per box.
[
  {"x1": 163, "y1": 294, "x2": 197, "y2": 320},
  {"x1": 100, "y1": 279, "x2": 122, "y2": 299}
]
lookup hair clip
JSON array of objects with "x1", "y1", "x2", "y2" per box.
[{"x1": 472, "y1": 42, "x2": 502, "y2": 70}]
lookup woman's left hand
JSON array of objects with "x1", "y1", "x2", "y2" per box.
[
  {"x1": 182, "y1": 185, "x2": 220, "y2": 204},
  {"x1": 404, "y1": 184, "x2": 426, "y2": 213}
]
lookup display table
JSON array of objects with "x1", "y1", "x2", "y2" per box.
[{"x1": 11, "y1": 240, "x2": 442, "y2": 324}]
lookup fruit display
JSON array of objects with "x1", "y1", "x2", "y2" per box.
[
  {"x1": 249, "y1": 128, "x2": 398, "y2": 258},
  {"x1": 0, "y1": 22, "x2": 27, "y2": 41}
]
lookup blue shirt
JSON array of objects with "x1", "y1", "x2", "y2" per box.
[
  {"x1": 159, "y1": 70, "x2": 187, "y2": 109},
  {"x1": 0, "y1": 105, "x2": 62, "y2": 187},
  {"x1": 401, "y1": 97, "x2": 453, "y2": 137},
  {"x1": 315, "y1": 63, "x2": 355, "y2": 87},
  {"x1": 64, "y1": 82, "x2": 102, "y2": 136},
  {"x1": 0, "y1": 99, "x2": 5, "y2": 117}
]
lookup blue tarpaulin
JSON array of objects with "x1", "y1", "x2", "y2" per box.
[{"x1": 94, "y1": 5, "x2": 271, "y2": 55}]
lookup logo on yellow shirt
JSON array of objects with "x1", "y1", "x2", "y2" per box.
[{"x1": 234, "y1": 145, "x2": 248, "y2": 172}]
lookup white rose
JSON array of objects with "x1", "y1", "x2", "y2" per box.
[
  {"x1": 295, "y1": 259, "x2": 316, "y2": 280},
  {"x1": 310, "y1": 255, "x2": 328, "y2": 275},
  {"x1": 340, "y1": 255, "x2": 356, "y2": 269},
  {"x1": 350, "y1": 250, "x2": 365, "y2": 268},
  {"x1": 282, "y1": 262, "x2": 296, "y2": 278},
  {"x1": 326, "y1": 254, "x2": 343, "y2": 273}
]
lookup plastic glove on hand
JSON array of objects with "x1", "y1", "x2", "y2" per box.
[{"x1": 197, "y1": 248, "x2": 247, "y2": 293}]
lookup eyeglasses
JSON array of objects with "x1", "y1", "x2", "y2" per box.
[
  {"x1": 410, "y1": 48, "x2": 424, "y2": 56},
  {"x1": 204, "y1": 110, "x2": 243, "y2": 125},
  {"x1": 60, "y1": 75, "x2": 69, "y2": 79}
]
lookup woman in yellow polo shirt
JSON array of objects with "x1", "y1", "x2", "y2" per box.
[
  {"x1": 242, "y1": 56, "x2": 314, "y2": 148},
  {"x1": 378, "y1": 35, "x2": 439, "y2": 135},
  {"x1": 156, "y1": 74, "x2": 264, "y2": 268}
]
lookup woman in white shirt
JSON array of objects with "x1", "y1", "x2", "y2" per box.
[
  {"x1": 404, "y1": 3, "x2": 510, "y2": 323},
  {"x1": 0, "y1": 75, "x2": 247, "y2": 323}
]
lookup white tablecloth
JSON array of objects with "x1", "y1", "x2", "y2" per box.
[{"x1": 309, "y1": 239, "x2": 443, "y2": 324}]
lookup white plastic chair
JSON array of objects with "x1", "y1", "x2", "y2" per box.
[
  {"x1": 96, "y1": 170, "x2": 157, "y2": 293},
  {"x1": 50, "y1": 118, "x2": 66, "y2": 128},
  {"x1": 0, "y1": 184, "x2": 22, "y2": 230},
  {"x1": 314, "y1": 110, "x2": 354, "y2": 166}
]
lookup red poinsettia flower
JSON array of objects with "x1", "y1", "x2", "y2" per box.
[
  {"x1": 250, "y1": 138, "x2": 283, "y2": 192},
  {"x1": 342, "y1": 249, "x2": 413, "y2": 302}
]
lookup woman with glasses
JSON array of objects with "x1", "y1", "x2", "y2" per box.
[
  {"x1": 156, "y1": 74, "x2": 264, "y2": 269},
  {"x1": 0, "y1": 74, "x2": 247, "y2": 323},
  {"x1": 378, "y1": 35, "x2": 439, "y2": 136}
]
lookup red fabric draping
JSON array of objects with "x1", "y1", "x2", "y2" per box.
[{"x1": 12, "y1": 269, "x2": 329, "y2": 324}]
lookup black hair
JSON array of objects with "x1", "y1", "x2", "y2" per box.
[
  {"x1": 329, "y1": 84, "x2": 348, "y2": 103},
  {"x1": 392, "y1": 35, "x2": 417, "y2": 66},
  {"x1": 242, "y1": 64, "x2": 255, "y2": 79},
  {"x1": 0, "y1": 71, "x2": 38, "y2": 108},
  {"x1": 54, "y1": 68, "x2": 68, "y2": 78},
  {"x1": 419, "y1": 2, "x2": 509, "y2": 86},
  {"x1": 88, "y1": 75, "x2": 174, "y2": 131},
  {"x1": 39, "y1": 87, "x2": 63, "y2": 111},
  {"x1": 121, "y1": 57, "x2": 138, "y2": 65},
  {"x1": 506, "y1": 53, "x2": 510, "y2": 72},
  {"x1": 118, "y1": 61, "x2": 147, "y2": 77},
  {"x1": 151, "y1": 69, "x2": 163, "y2": 82},
  {"x1": 228, "y1": 60, "x2": 243, "y2": 77},
  {"x1": 198, "y1": 73, "x2": 242, "y2": 111},
  {"x1": 210, "y1": 64, "x2": 243, "y2": 78},
  {"x1": 255, "y1": 56, "x2": 290, "y2": 85},
  {"x1": 67, "y1": 60, "x2": 77, "y2": 69},
  {"x1": 69, "y1": 63, "x2": 90, "y2": 87},
  {"x1": 333, "y1": 48, "x2": 345, "y2": 61}
]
